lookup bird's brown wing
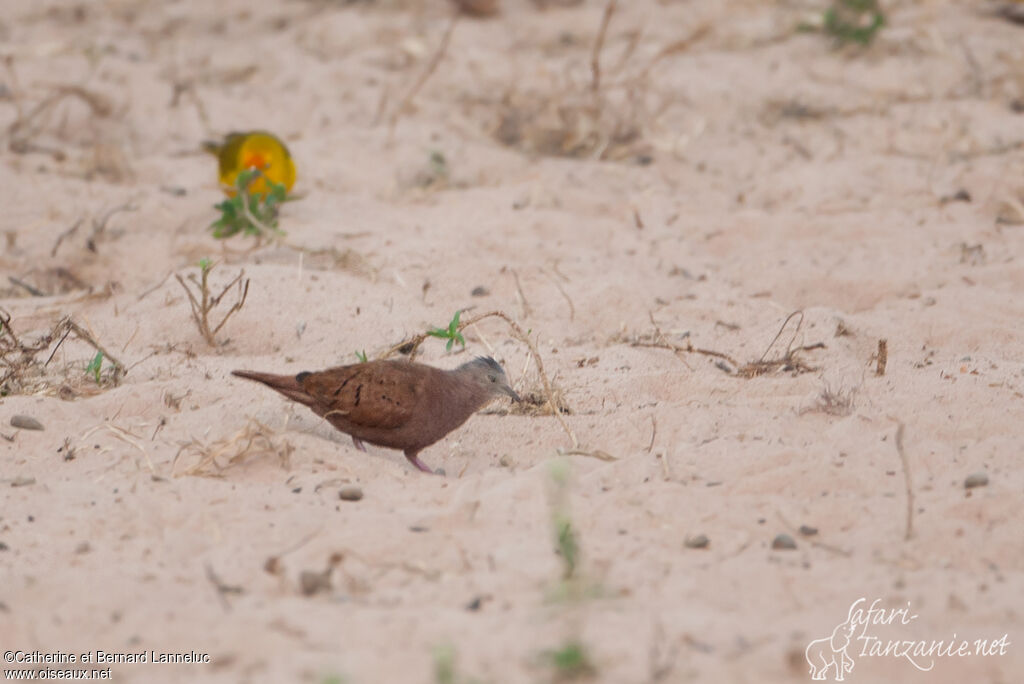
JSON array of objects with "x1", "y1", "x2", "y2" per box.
[{"x1": 298, "y1": 361, "x2": 424, "y2": 430}]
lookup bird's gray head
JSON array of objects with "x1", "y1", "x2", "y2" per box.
[{"x1": 457, "y1": 356, "x2": 521, "y2": 402}]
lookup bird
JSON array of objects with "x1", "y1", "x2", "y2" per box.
[
  {"x1": 232, "y1": 356, "x2": 520, "y2": 474},
  {"x1": 202, "y1": 131, "x2": 296, "y2": 196}
]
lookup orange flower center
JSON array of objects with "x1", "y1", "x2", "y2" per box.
[{"x1": 242, "y1": 152, "x2": 269, "y2": 171}]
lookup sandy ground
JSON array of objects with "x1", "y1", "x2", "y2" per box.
[{"x1": 2, "y1": 0, "x2": 1023, "y2": 682}]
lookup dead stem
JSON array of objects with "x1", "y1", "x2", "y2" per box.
[
  {"x1": 591, "y1": 0, "x2": 618, "y2": 93},
  {"x1": 736, "y1": 310, "x2": 823, "y2": 377},
  {"x1": 632, "y1": 312, "x2": 738, "y2": 368},
  {"x1": 894, "y1": 422, "x2": 914, "y2": 541},
  {"x1": 388, "y1": 15, "x2": 458, "y2": 135},
  {"x1": 2, "y1": 311, "x2": 127, "y2": 394},
  {"x1": 174, "y1": 263, "x2": 249, "y2": 346}
]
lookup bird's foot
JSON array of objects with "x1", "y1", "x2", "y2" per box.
[
  {"x1": 405, "y1": 452, "x2": 437, "y2": 474},
  {"x1": 352, "y1": 437, "x2": 367, "y2": 452}
]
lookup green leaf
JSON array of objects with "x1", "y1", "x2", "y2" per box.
[
  {"x1": 210, "y1": 169, "x2": 289, "y2": 240},
  {"x1": 85, "y1": 351, "x2": 104, "y2": 384}
]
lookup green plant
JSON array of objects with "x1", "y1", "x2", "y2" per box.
[
  {"x1": 211, "y1": 168, "x2": 288, "y2": 239},
  {"x1": 542, "y1": 640, "x2": 595, "y2": 680},
  {"x1": 823, "y1": 0, "x2": 885, "y2": 46},
  {"x1": 434, "y1": 644, "x2": 456, "y2": 684},
  {"x1": 355, "y1": 349, "x2": 368, "y2": 363},
  {"x1": 318, "y1": 674, "x2": 347, "y2": 684},
  {"x1": 431, "y1": 644, "x2": 482, "y2": 684},
  {"x1": 427, "y1": 310, "x2": 466, "y2": 352},
  {"x1": 549, "y1": 458, "x2": 578, "y2": 580},
  {"x1": 428, "y1": 150, "x2": 449, "y2": 182},
  {"x1": 85, "y1": 351, "x2": 104, "y2": 384}
]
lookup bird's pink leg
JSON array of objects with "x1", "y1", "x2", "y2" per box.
[
  {"x1": 404, "y1": 451, "x2": 436, "y2": 474},
  {"x1": 352, "y1": 437, "x2": 367, "y2": 452}
]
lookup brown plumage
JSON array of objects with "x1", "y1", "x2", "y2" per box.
[{"x1": 231, "y1": 357, "x2": 520, "y2": 474}]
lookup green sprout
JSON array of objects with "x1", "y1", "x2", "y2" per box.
[
  {"x1": 427, "y1": 310, "x2": 466, "y2": 352},
  {"x1": 542, "y1": 640, "x2": 595, "y2": 680},
  {"x1": 429, "y1": 150, "x2": 449, "y2": 181},
  {"x1": 211, "y1": 168, "x2": 288, "y2": 239},
  {"x1": 355, "y1": 349, "x2": 368, "y2": 363},
  {"x1": 554, "y1": 513, "x2": 578, "y2": 580},
  {"x1": 823, "y1": 0, "x2": 885, "y2": 46},
  {"x1": 433, "y1": 644, "x2": 456, "y2": 684},
  {"x1": 431, "y1": 644, "x2": 482, "y2": 684},
  {"x1": 318, "y1": 674, "x2": 347, "y2": 684},
  {"x1": 85, "y1": 351, "x2": 104, "y2": 384},
  {"x1": 549, "y1": 459, "x2": 578, "y2": 580}
]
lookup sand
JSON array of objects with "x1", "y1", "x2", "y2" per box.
[{"x1": 1, "y1": 0, "x2": 1023, "y2": 682}]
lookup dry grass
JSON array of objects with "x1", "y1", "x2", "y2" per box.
[
  {"x1": 173, "y1": 419, "x2": 293, "y2": 477},
  {"x1": 4, "y1": 80, "x2": 131, "y2": 181},
  {"x1": 736, "y1": 311, "x2": 823, "y2": 378},
  {"x1": 0, "y1": 310, "x2": 126, "y2": 398},
  {"x1": 804, "y1": 383, "x2": 856, "y2": 417},
  {"x1": 490, "y1": 5, "x2": 708, "y2": 161}
]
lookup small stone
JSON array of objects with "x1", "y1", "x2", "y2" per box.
[
  {"x1": 10, "y1": 476, "x2": 35, "y2": 488},
  {"x1": 964, "y1": 472, "x2": 989, "y2": 489},
  {"x1": 465, "y1": 596, "x2": 483, "y2": 611},
  {"x1": 772, "y1": 533, "x2": 797, "y2": 550},
  {"x1": 75, "y1": 542, "x2": 91, "y2": 554},
  {"x1": 299, "y1": 569, "x2": 331, "y2": 596},
  {"x1": 338, "y1": 485, "x2": 363, "y2": 501},
  {"x1": 10, "y1": 415, "x2": 43, "y2": 431},
  {"x1": 470, "y1": 285, "x2": 490, "y2": 297},
  {"x1": 798, "y1": 525, "x2": 818, "y2": 536},
  {"x1": 0, "y1": 542, "x2": 9, "y2": 551},
  {"x1": 684, "y1": 534, "x2": 709, "y2": 549}
]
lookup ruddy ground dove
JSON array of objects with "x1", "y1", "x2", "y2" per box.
[{"x1": 232, "y1": 356, "x2": 520, "y2": 473}]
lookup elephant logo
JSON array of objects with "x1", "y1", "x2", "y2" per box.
[{"x1": 806, "y1": 606, "x2": 857, "y2": 681}]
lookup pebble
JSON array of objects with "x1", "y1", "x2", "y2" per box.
[
  {"x1": 772, "y1": 533, "x2": 797, "y2": 550},
  {"x1": 798, "y1": 525, "x2": 818, "y2": 536},
  {"x1": 10, "y1": 415, "x2": 43, "y2": 431},
  {"x1": 684, "y1": 534, "x2": 709, "y2": 549},
  {"x1": 10, "y1": 476, "x2": 35, "y2": 488},
  {"x1": 299, "y1": 569, "x2": 331, "y2": 596},
  {"x1": 964, "y1": 472, "x2": 989, "y2": 489},
  {"x1": 470, "y1": 286, "x2": 490, "y2": 297},
  {"x1": 338, "y1": 486, "x2": 363, "y2": 501}
]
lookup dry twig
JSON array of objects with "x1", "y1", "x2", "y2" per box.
[
  {"x1": 894, "y1": 422, "x2": 913, "y2": 541},
  {"x1": 591, "y1": 0, "x2": 618, "y2": 93},
  {"x1": 737, "y1": 311, "x2": 823, "y2": 377},
  {"x1": 387, "y1": 15, "x2": 458, "y2": 134},
  {"x1": 1, "y1": 310, "x2": 126, "y2": 395},
  {"x1": 174, "y1": 263, "x2": 250, "y2": 346}
]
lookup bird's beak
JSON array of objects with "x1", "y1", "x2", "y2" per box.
[{"x1": 502, "y1": 384, "x2": 521, "y2": 403}]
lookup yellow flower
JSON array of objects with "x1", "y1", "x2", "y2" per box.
[{"x1": 203, "y1": 131, "x2": 296, "y2": 196}]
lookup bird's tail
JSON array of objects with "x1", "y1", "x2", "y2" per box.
[{"x1": 231, "y1": 370, "x2": 314, "y2": 407}]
